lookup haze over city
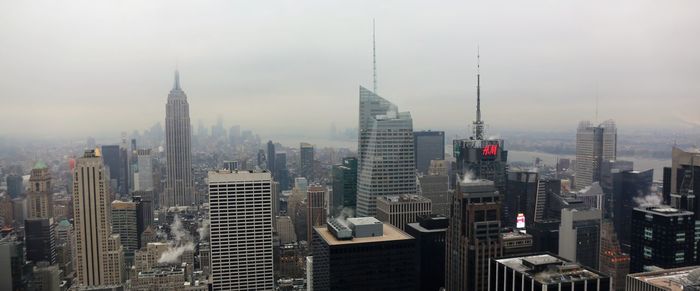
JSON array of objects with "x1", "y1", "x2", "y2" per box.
[{"x1": 1, "y1": 0, "x2": 699, "y2": 139}]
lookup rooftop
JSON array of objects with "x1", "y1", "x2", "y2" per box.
[
  {"x1": 379, "y1": 194, "x2": 429, "y2": 203},
  {"x1": 628, "y1": 266, "x2": 700, "y2": 291},
  {"x1": 636, "y1": 205, "x2": 694, "y2": 217},
  {"x1": 314, "y1": 223, "x2": 413, "y2": 246},
  {"x1": 496, "y1": 254, "x2": 606, "y2": 284},
  {"x1": 208, "y1": 170, "x2": 271, "y2": 183}
]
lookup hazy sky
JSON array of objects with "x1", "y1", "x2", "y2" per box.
[{"x1": 1, "y1": 0, "x2": 699, "y2": 139}]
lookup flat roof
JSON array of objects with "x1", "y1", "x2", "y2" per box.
[
  {"x1": 496, "y1": 254, "x2": 605, "y2": 284},
  {"x1": 208, "y1": 170, "x2": 271, "y2": 183},
  {"x1": 314, "y1": 223, "x2": 413, "y2": 246},
  {"x1": 628, "y1": 266, "x2": 700, "y2": 291}
]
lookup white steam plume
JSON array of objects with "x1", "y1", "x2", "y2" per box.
[
  {"x1": 158, "y1": 215, "x2": 195, "y2": 264},
  {"x1": 461, "y1": 170, "x2": 476, "y2": 184},
  {"x1": 633, "y1": 192, "x2": 662, "y2": 207},
  {"x1": 197, "y1": 219, "x2": 210, "y2": 240}
]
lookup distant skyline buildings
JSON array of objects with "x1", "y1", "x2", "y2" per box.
[
  {"x1": 164, "y1": 70, "x2": 195, "y2": 207},
  {"x1": 575, "y1": 120, "x2": 617, "y2": 190}
]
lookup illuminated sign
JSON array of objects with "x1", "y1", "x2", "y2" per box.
[
  {"x1": 482, "y1": 144, "x2": 499, "y2": 157},
  {"x1": 516, "y1": 213, "x2": 525, "y2": 229}
]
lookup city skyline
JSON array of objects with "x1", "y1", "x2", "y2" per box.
[{"x1": 1, "y1": 0, "x2": 699, "y2": 138}]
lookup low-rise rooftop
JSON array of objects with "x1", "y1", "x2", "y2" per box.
[
  {"x1": 315, "y1": 222, "x2": 413, "y2": 246},
  {"x1": 496, "y1": 254, "x2": 605, "y2": 285}
]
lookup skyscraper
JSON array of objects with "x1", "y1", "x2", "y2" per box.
[
  {"x1": 611, "y1": 169, "x2": 653, "y2": 250},
  {"x1": 376, "y1": 194, "x2": 432, "y2": 231},
  {"x1": 356, "y1": 86, "x2": 417, "y2": 217},
  {"x1": 504, "y1": 169, "x2": 538, "y2": 227},
  {"x1": 306, "y1": 185, "x2": 326, "y2": 243},
  {"x1": 419, "y1": 160, "x2": 450, "y2": 216},
  {"x1": 208, "y1": 170, "x2": 274, "y2": 290},
  {"x1": 72, "y1": 149, "x2": 124, "y2": 287},
  {"x1": 663, "y1": 147, "x2": 700, "y2": 212},
  {"x1": 24, "y1": 218, "x2": 57, "y2": 264},
  {"x1": 111, "y1": 200, "x2": 138, "y2": 260},
  {"x1": 311, "y1": 217, "x2": 417, "y2": 291},
  {"x1": 266, "y1": 140, "x2": 275, "y2": 173},
  {"x1": 446, "y1": 179, "x2": 502, "y2": 291},
  {"x1": 300, "y1": 142, "x2": 314, "y2": 180},
  {"x1": 414, "y1": 130, "x2": 445, "y2": 175},
  {"x1": 558, "y1": 207, "x2": 602, "y2": 270},
  {"x1": 26, "y1": 161, "x2": 53, "y2": 219},
  {"x1": 405, "y1": 214, "x2": 448, "y2": 291},
  {"x1": 133, "y1": 149, "x2": 154, "y2": 192},
  {"x1": 331, "y1": 157, "x2": 357, "y2": 215},
  {"x1": 5, "y1": 173, "x2": 23, "y2": 198},
  {"x1": 629, "y1": 205, "x2": 694, "y2": 273},
  {"x1": 164, "y1": 70, "x2": 194, "y2": 207},
  {"x1": 574, "y1": 120, "x2": 617, "y2": 190},
  {"x1": 453, "y1": 57, "x2": 508, "y2": 202}
]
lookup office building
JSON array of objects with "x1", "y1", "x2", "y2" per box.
[
  {"x1": 599, "y1": 220, "x2": 629, "y2": 291},
  {"x1": 505, "y1": 169, "x2": 538, "y2": 227},
  {"x1": 376, "y1": 194, "x2": 432, "y2": 231},
  {"x1": 130, "y1": 266, "x2": 186, "y2": 291},
  {"x1": 612, "y1": 169, "x2": 653, "y2": 250},
  {"x1": 312, "y1": 217, "x2": 417, "y2": 291},
  {"x1": 276, "y1": 216, "x2": 297, "y2": 244},
  {"x1": 559, "y1": 207, "x2": 602, "y2": 270},
  {"x1": 164, "y1": 70, "x2": 194, "y2": 207},
  {"x1": 30, "y1": 262, "x2": 61, "y2": 291},
  {"x1": 446, "y1": 179, "x2": 502, "y2": 291},
  {"x1": 489, "y1": 253, "x2": 611, "y2": 291},
  {"x1": 266, "y1": 141, "x2": 275, "y2": 173},
  {"x1": 419, "y1": 160, "x2": 450, "y2": 217},
  {"x1": 600, "y1": 160, "x2": 634, "y2": 217},
  {"x1": 72, "y1": 149, "x2": 124, "y2": 287},
  {"x1": 356, "y1": 86, "x2": 417, "y2": 217},
  {"x1": 331, "y1": 157, "x2": 357, "y2": 214},
  {"x1": 6, "y1": 173, "x2": 23, "y2": 198},
  {"x1": 663, "y1": 147, "x2": 700, "y2": 205},
  {"x1": 25, "y1": 218, "x2": 57, "y2": 264},
  {"x1": 131, "y1": 195, "x2": 153, "y2": 248},
  {"x1": 0, "y1": 238, "x2": 27, "y2": 290},
  {"x1": 630, "y1": 205, "x2": 695, "y2": 273},
  {"x1": 111, "y1": 200, "x2": 138, "y2": 260},
  {"x1": 625, "y1": 266, "x2": 700, "y2": 291},
  {"x1": 26, "y1": 162, "x2": 53, "y2": 220},
  {"x1": 501, "y1": 229, "x2": 533, "y2": 257},
  {"x1": 101, "y1": 144, "x2": 128, "y2": 195},
  {"x1": 208, "y1": 170, "x2": 274, "y2": 290},
  {"x1": 574, "y1": 120, "x2": 617, "y2": 190},
  {"x1": 307, "y1": 185, "x2": 327, "y2": 243},
  {"x1": 414, "y1": 131, "x2": 445, "y2": 175},
  {"x1": 453, "y1": 62, "x2": 508, "y2": 205},
  {"x1": 405, "y1": 214, "x2": 448, "y2": 291},
  {"x1": 300, "y1": 142, "x2": 314, "y2": 180},
  {"x1": 133, "y1": 149, "x2": 154, "y2": 192},
  {"x1": 527, "y1": 220, "x2": 560, "y2": 254},
  {"x1": 274, "y1": 152, "x2": 290, "y2": 190}
]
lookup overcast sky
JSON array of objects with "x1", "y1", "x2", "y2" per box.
[{"x1": 1, "y1": 0, "x2": 699, "y2": 139}]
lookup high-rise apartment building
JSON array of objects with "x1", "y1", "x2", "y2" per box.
[
  {"x1": 414, "y1": 131, "x2": 445, "y2": 175},
  {"x1": 630, "y1": 205, "x2": 695, "y2": 273},
  {"x1": 300, "y1": 142, "x2": 314, "y2": 180},
  {"x1": 307, "y1": 185, "x2": 327, "y2": 243},
  {"x1": 164, "y1": 71, "x2": 194, "y2": 207},
  {"x1": 376, "y1": 194, "x2": 432, "y2": 231},
  {"x1": 356, "y1": 86, "x2": 417, "y2": 217},
  {"x1": 419, "y1": 160, "x2": 450, "y2": 217},
  {"x1": 111, "y1": 200, "x2": 138, "y2": 260},
  {"x1": 26, "y1": 162, "x2": 53, "y2": 219},
  {"x1": 489, "y1": 253, "x2": 611, "y2": 291},
  {"x1": 574, "y1": 120, "x2": 617, "y2": 190},
  {"x1": 208, "y1": 170, "x2": 274, "y2": 290},
  {"x1": 559, "y1": 207, "x2": 602, "y2": 270},
  {"x1": 72, "y1": 149, "x2": 124, "y2": 287},
  {"x1": 331, "y1": 157, "x2": 357, "y2": 214},
  {"x1": 446, "y1": 179, "x2": 502, "y2": 291},
  {"x1": 312, "y1": 217, "x2": 417, "y2": 291}
]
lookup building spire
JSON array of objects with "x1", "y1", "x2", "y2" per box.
[
  {"x1": 173, "y1": 69, "x2": 181, "y2": 90},
  {"x1": 473, "y1": 46, "x2": 484, "y2": 140},
  {"x1": 372, "y1": 18, "x2": 378, "y2": 94}
]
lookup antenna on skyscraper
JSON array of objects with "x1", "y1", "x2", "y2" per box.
[
  {"x1": 473, "y1": 45, "x2": 484, "y2": 140},
  {"x1": 372, "y1": 18, "x2": 378, "y2": 94}
]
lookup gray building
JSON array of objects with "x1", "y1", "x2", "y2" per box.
[
  {"x1": 376, "y1": 194, "x2": 432, "y2": 231},
  {"x1": 300, "y1": 142, "x2": 314, "y2": 181},
  {"x1": 559, "y1": 207, "x2": 602, "y2": 270},
  {"x1": 356, "y1": 86, "x2": 417, "y2": 217},
  {"x1": 414, "y1": 131, "x2": 445, "y2": 175},
  {"x1": 164, "y1": 70, "x2": 194, "y2": 207},
  {"x1": 575, "y1": 120, "x2": 617, "y2": 190},
  {"x1": 111, "y1": 200, "x2": 138, "y2": 260},
  {"x1": 419, "y1": 164, "x2": 450, "y2": 217}
]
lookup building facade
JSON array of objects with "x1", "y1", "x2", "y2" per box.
[
  {"x1": 630, "y1": 205, "x2": 695, "y2": 273},
  {"x1": 307, "y1": 185, "x2": 327, "y2": 243},
  {"x1": 574, "y1": 120, "x2": 617, "y2": 190},
  {"x1": 164, "y1": 71, "x2": 194, "y2": 207},
  {"x1": 414, "y1": 131, "x2": 445, "y2": 175},
  {"x1": 331, "y1": 157, "x2": 357, "y2": 214},
  {"x1": 356, "y1": 86, "x2": 417, "y2": 217},
  {"x1": 376, "y1": 194, "x2": 432, "y2": 231},
  {"x1": 208, "y1": 170, "x2": 274, "y2": 290},
  {"x1": 26, "y1": 162, "x2": 53, "y2": 219},
  {"x1": 111, "y1": 200, "x2": 138, "y2": 260},
  {"x1": 300, "y1": 143, "x2": 314, "y2": 180},
  {"x1": 405, "y1": 214, "x2": 448, "y2": 291},
  {"x1": 559, "y1": 207, "x2": 602, "y2": 270}
]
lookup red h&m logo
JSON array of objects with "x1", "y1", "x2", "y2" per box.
[{"x1": 482, "y1": 144, "x2": 499, "y2": 156}]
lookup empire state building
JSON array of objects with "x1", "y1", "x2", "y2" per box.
[{"x1": 164, "y1": 70, "x2": 194, "y2": 207}]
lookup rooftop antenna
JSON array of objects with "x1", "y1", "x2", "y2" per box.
[
  {"x1": 473, "y1": 45, "x2": 484, "y2": 140},
  {"x1": 372, "y1": 19, "x2": 378, "y2": 94}
]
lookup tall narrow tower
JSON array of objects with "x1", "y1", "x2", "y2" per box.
[
  {"x1": 164, "y1": 70, "x2": 194, "y2": 207},
  {"x1": 73, "y1": 149, "x2": 124, "y2": 287}
]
